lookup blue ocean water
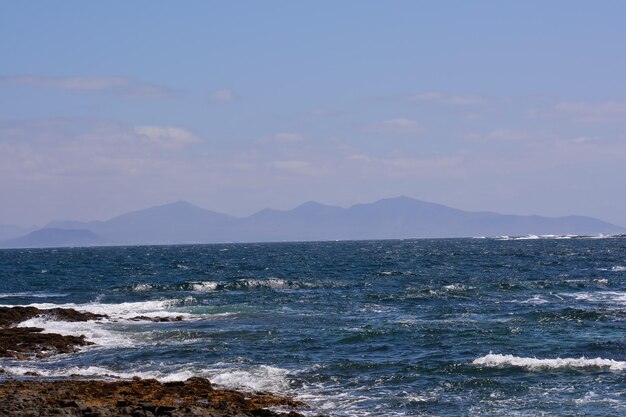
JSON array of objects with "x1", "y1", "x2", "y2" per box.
[{"x1": 1, "y1": 237, "x2": 626, "y2": 416}]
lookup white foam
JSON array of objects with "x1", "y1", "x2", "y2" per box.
[
  {"x1": 191, "y1": 281, "x2": 219, "y2": 292},
  {"x1": 442, "y1": 284, "x2": 472, "y2": 292},
  {"x1": 209, "y1": 365, "x2": 291, "y2": 392},
  {"x1": 8, "y1": 299, "x2": 197, "y2": 350},
  {"x1": 242, "y1": 278, "x2": 292, "y2": 289},
  {"x1": 401, "y1": 391, "x2": 437, "y2": 403},
  {"x1": 562, "y1": 291, "x2": 626, "y2": 305},
  {"x1": 18, "y1": 317, "x2": 135, "y2": 348},
  {"x1": 2, "y1": 362, "x2": 291, "y2": 395},
  {"x1": 1, "y1": 364, "x2": 200, "y2": 382},
  {"x1": 473, "y1": 353, "x2": 626, "y2": 371},
  {"x1": 0, "y1": 292, "x2": 68, "y2": 299},
  {"x1": 132, "y1": 284, "x2": 154, "y2": 292},
  {"x1": 494, "y1": 234, "x2": 614, "y2": 241},
  {"x1": 519, "y1": 295, "x2": 549, "y2": 304},
  {"x1": 16, "y1": 299, "x2": 190, "y2": 319},
  {"x1": 3, "y1": 365, "x2": 143, "y2": 379},
  {"x1": 597, "y1": 266, "x2": 626, "y2": 272},
  {"x1": 518, "y1": 235, "x2": 541, "y2": 240}
]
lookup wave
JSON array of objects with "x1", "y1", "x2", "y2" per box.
[
  {"x1": 131, "y1": 278, "x2": 339, "y2": 293},
  {"x1": 473, "y1": 353, "x2": 626, "y2": 371},
  {"x1": 14, "y1": 299, "x2": 192, "y2": 319},
  {"x1": 209, "y1": 365, "x2": 292, "y2": 392},
  {"x1": 0, "y1": 292, "x2": 68, "y2": 299},
  {"x1": 442, "y1": 284, "x2": 474, "y2": 292},
  {"x1": 598, "y1": 266, "x2": 626, "y2": 272},
  {"x1": 495, "y1": 234, "x2": 619, "y2": 241},
  {"x1": 532, "y1": 307, "x2": 608, "y2": 323},
  {"x1": 561, "y1": 291, "x2": 626, "y2": 305},
  {"x1": 7, "y1": 299, "x2": 199, "y2": 349},
  {"x1": 17, "y1": 316, "x2": 136, "y2": 348},
  {"x1": 1, "y1": 363, "x2": 292, "y2": 392}
]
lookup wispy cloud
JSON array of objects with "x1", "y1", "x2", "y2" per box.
[
  {"x1": 410, "y1": 91, "x2": 487, "y2": 105},
  {"x1": 269, "y1": 160, "x2": 328, "y2": 176},
  {"x1": 0, "y1": 75, "x2": 175, "y2": 98},
  {"x1": 134, "y1": 126, "x2": 202, "y2": 149},
  {"x1": 554, "y1": 100, "x2": 626, "y2": 122},
  {"x1": 367, "y1": 118, "x2": 424, "y2": 134},
  {"x1": 382, "y1": 156, "x2": 465, "y2": 178},
  {"x1": 272, "y1": 132, "x2": 305, "y2": 143},
  {"x1": 0, "y1": 119, "x2": 203, "y2": 180},
  {"x1": 483, "y1": 129, "x2": 533, "y2": 141},
  {"x1": 209, "y1": 89, "x2": 237, "y2": 102}
]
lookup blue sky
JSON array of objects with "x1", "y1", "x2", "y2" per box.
[{"x1": 2, "y1": 1, "x2": 626, "y2": 226}]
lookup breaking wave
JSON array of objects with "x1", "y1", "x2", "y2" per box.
[
  {"x1": 131, "y1": 278, "x2": 340, "y2": 293},
  {"x1": 473, "y1": 353, "x2": 626, "y2": 371}
]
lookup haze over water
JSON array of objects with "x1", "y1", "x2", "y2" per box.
[{"x1": 2, "y1": 237, "x2": 626, "y2": 416}]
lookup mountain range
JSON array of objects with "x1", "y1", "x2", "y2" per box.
[{"x1": 1, "y1": 196, "x2": 624, "y2": 248}]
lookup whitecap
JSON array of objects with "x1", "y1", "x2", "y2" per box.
[
  {"x1": 0, "y1": 292, "x2": 68, "y2": 299},
  {"x1": 132, "y1": 283, "x2": 154, "y2": 292},
  {"x1": 561, "y1": 291, "x2": 626, "y2": 305},
  {"x1": 442, "y1": 284, "x2": 473, "y2": 292},
  {"x1": 473, "y1": 353, "x2": 626, "y2": 371},
  {"x1": 14, "y1": 299, "x2": 189, "y2": 319},
  {"x1": 242, "y1": 278, "x2": 292, "y2": 289},
  {"x1": 191, "y1": 281, "x2": 219, "y2": 292},
  {"x1": 518, "y1": 296, "x2": 549, "y2": 305}
]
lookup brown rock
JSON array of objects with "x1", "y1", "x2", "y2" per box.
[
  {"x1": 0, "y1": 306, "x2": 107, "y2": 328},
  {"x1": 0, "y1": 306, "x2": 105, "y2": 359},
  {"x1": 0, "y1": 378, "x2": 319, "y2": 417},
  {"x1": 0, "y1": 327, "x2": 93, "y2": 359}
]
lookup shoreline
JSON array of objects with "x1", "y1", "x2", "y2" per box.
[{"x1": 0, "y1": 306, "x2": 321, "y2": 417}]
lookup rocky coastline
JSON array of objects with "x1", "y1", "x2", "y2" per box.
[{"x1": 0, "y1": 306, "x2": 321, "y2": 417}]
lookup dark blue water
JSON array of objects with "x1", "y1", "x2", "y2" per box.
[{"x1": 1, "y1": 237, "x2": 626, "y2": 416}]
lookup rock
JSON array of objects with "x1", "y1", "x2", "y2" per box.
[
  {"x1": 0, "y1": 378, "x2": 317, "y2": 417},
  {"x1": 0, "y1": 306, "x2": 103, "y2": 359},
  {"x1": 0, "y1": 327, "x2": 93, "y2": 359},
  {"x1": 0, "y1": 306, "x2": 107, "y2": 328},
  {"x1": 128, "y1": 316, "x2": 184, "y2": 322}
]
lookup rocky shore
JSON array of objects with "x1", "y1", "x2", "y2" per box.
[
  {"x1": 0, "y1": 377, "x2": 310, "y2": 417},
  {"x1": 0, "y1": 306, "x2": 104, "y2": 359},
  {"x1": 0, "y1": 306, "x2": 321, "y2": 417}
]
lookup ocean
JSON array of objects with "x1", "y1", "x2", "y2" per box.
[{"x1": 1, "y1": 237, "x2": 626, "y2": 416}]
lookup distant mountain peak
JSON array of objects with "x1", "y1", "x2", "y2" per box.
[
  {"x1": 154, "y1": 200, "x2": 202, "y2": 210},
  {"x1": 293, "y1": 201, "x2": 342, "y2": 212},
  {"x1": 3, "y1": 196, "x2": 624, "y2": 248}
]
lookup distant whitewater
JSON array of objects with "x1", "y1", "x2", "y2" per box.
[{"x1": 2, "y1": 236, "x2": 626, "y2": 415}]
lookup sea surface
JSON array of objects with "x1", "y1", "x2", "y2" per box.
[{"x1": 1, "y1": 237, "x2": 626, "y2": 416}]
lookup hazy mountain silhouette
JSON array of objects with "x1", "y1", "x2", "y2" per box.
[
  {"x1": 45, "y1": 201, "x2": 235, "y2": 244},
  {"x1": 2, "y1": 196, "x2": 624, "y2": 248},
  {"x1": 1, "y1": 228, "x2": 110, "y2": 248},
  {"x1": 0, "y1": 224, "x2": 35, "y2": 241}
]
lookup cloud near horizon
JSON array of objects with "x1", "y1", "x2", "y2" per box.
[{"x1": 410, "y1": 91, "x2": 488, "y2": 105}]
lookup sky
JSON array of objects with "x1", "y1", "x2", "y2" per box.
[{"x1": 1, "y1": 1, "x2": 626, "y2": 227}]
